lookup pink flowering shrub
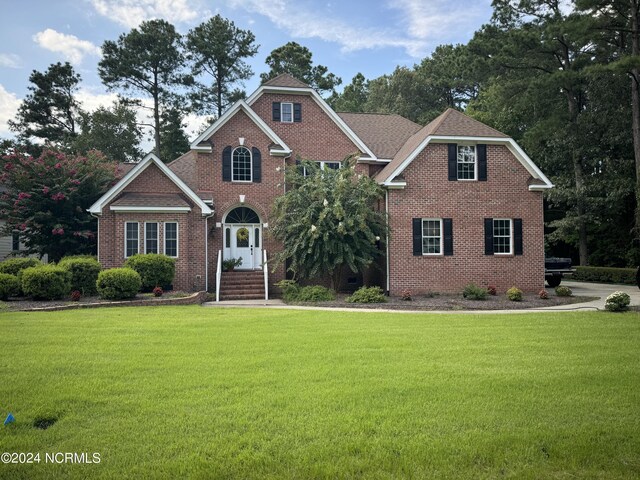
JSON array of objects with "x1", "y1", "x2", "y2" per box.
[{"x1": 0, "y1": 149, "x2": 118, "y2": 261}]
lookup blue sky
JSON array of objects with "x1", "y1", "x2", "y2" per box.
[{"x1": 0, "y1": 0, "x2": 493, "y2": 141}]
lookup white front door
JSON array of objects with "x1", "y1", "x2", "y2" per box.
[{"x1": 229, "y1": 224, "x2": 261, "y2": 269}]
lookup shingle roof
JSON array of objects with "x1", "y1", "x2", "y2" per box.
[
  {"x1": 110, "y1": 193, "x2": 190, "y2": 208},
  {"x1": 375, "y1": 108, "x2": 509, "y2": 183},
  {"x1": 337, "y1": 112, "x2": 422, "y2": 159},
  {"x1": 168, "y1": 150, "x2": 197, "y2": 192},
  {"x1": 262, "y1": 73, "x2": 310, "y2": 89}
]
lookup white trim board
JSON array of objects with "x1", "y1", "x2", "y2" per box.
[
  {"x1": 190, "y1": 100, "x2": 291, "y2": 156},
  {"x1": 246, "y1": 85, "x2": 377, "y2": 161},
  {"x1": 88, "y1": 153, "x2": 213, "y2": 216},
  {"x1": 379, "y1": 135, "x2": 553, "y2": 191}
]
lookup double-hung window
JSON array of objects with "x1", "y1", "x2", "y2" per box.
[
  {"x1": 280, "y1": 102, "x2": 293, "y2": 123},
  {"x1": 457, "y1": 145, "x2": 477, "y2": 180},
  {"x1": 303, "y1": 161, "x2": 341, "y2": 177},
  {"x1": 493, "y1": 219, "x2": 512, "y2": 254},
  {"x1": 164, "y1": 222, "x2": 178, "y2": 257},
  {"x1": 422, "y1": 219, "x2": 443, "y2": 255},
  {"x1": 232, "y1": 146, "x2": 252, "y2": 182},
  {"x1": 145, "y1": 222, "x2": 159, "y2": 254},
  {"x1": 125, "y1": 222, "x2": 139, "y2": 258}
]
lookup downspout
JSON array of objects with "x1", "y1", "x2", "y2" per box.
[
  {"x1": 204, "y1": 211, "x2": 215, "y2": 292},
  {"x1": 90, "y1": 212, "x2": 100, "y2": 262},
  {"x1": 385, "y1": 189, "x2": 390, "y2": 295}
]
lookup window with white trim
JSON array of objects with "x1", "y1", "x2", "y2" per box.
[
  {"x1": 281, "y1": 102, "x2": 293, "y2": 123},
  {"x1": 145, "y1": 222, "x2": 158, "y2": 254},
  {"x1": 457, "y1": 145, "x2": 476, "y2": 180},
  {"x1": 232, "y1": 146, "x2": 252, "y2": 182},
  {"x1": 422, "y1": 219, "x2": 443, "y2": 255},
  {"x1": 125, "y1": 222, "x2": 139, "y2": 257},
  {"x1": 303, "y1": 161, "x2": 341, "y2": 177},
  {"x1": 164, "y1": 222, "x2": 178, "y2": 257},
  {"x1": 493, "y1": 219, "x2": 512, "y2": 254}
]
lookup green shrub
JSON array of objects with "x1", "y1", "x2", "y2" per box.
[
  {"x1": 506, "y1": 287, "x2": 523, "y2": 302},
  {"x1": 604, "y1": 291, "x2": 631, "y2": 312},
  {"x1": 96, "y1": 268, "x2": 141, "y2": 300},
  {"x1": 462, "y1": 283, "x2": 488, "y2": 300},
  {"x1": 0, "y1": 273, "x2": 20, "y2": 300},
  {"x1": 295, "y1": 285, "x2": 335, "y2": 302},
  {"x1": 572, "y1": 266, "x2": 635, "y2": 285},
  {"x1": 275, "y1": 279, "x2": 301, "y2": 302},
  {"x1": 124, "y1": 254, "x2": 175, "y2": 290},
  {"x1": 0, "y1": 257, "x2": 41, "y2": 276},
  {"x1": 555, "y1": 286, "x2": 573, "y2": 297},
  {"x1": 347, "y1": 286, "x2": 387, "y2": 303},
  {"x1": 21, "y1": 265, "x2": 71, "y2": 300},
  {"x1": 58, "y1": 256, "x2": 101, "y2": 295}
]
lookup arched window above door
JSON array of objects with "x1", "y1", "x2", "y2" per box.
[{"x1": 224, "y1": 206, "x2": 260, "y2": 224}]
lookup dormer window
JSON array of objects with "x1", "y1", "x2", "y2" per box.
[{"x1": 272, "y1": 102, "x2": 302, "y2": 123}]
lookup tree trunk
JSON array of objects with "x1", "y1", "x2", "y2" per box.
[
  {"x1": 153, "y1": 70, "x2": 161, "y2": 158},
  {"x1": 631, "y1": 0, "x2": 640, "y2": 247},
  {"x1": 565, "y1": 89, "x2": 589, "y2": 266}
]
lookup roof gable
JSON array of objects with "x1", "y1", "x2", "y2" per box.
[
  {"x1": 375, "y1": 109, "x2": 552, "y2": 190},
  {"x1": 88, "y1": 153, "x2": 213, "y2": 216},
  {"x1": 246, "y1": 83, "x2": 377, "y2": 160},
  {"x1": 262, "y1": 73, "x2": 310, "y2": 88},
  {"x1": 190, "y1": 100, "x2": 291, "y2": 155}
]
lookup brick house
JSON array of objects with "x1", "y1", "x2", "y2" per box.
[{"x1": 89, "y1": 74, "x2": 553, "y2": 298}]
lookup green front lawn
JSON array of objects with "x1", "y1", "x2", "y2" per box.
[{"x1": 0, "y1": 307, "x2": 639, "y2": 479}]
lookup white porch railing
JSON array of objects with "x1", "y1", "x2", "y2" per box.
[
  {"x1": 215, "y1": 250, "x2": 222, "y2": 302},
  {"x1": 263, "y1": 250, "x2": 269, "y2": 301}
]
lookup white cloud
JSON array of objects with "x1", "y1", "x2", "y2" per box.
[
  {"x1": 91, "y1": 0, "x2": 199, "y2": 28},
  {"x1": 229, "y1": 0, "x2": 488, "y2": 59},
  {"x1": 0, "y1": 53, "x2": 22, "y2": 69},
  {"x1": 0, "y1": 84, "x2": 20, "y2": 137},
  {"x1": 33, "y1": 29, "x2": 101, "y2": 65}
]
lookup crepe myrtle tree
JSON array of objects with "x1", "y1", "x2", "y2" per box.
[
  {"x1": 271, "y1": 155, "x2": 388, "y2": 290},
  {"x1": 0, "y1": 149, "x2": 119, "y2": 262}
]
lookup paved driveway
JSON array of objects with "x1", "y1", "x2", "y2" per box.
[{"x1": 544, "y1": 280, "x2": 640, "y2": 311}]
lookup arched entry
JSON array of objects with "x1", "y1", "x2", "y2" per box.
[{"x1": 223, "y1": 206, "x2": 262, "y2": 269}]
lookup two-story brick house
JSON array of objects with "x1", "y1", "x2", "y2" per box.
[{"x1": 89, "y1": 74, "x2": 553, "y2": 298}]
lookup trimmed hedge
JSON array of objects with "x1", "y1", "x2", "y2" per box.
[
  {"x1": 0, "y1": 258, "x2": 41, "y2": 276},
  {"x1": 572, "y1": 266, "x2": 635, "y2": 285},
  {"x1": 347, "y1": 286, "x2": 387, "y2": 303},
  {"x1": 21, "y1": 265, "x2": 72, "y2": 300},
  {"x1": 0, "y1": 273, "x2": 20, "y2": 300},
  {"x1": 462, "y1": 283, "x2": 488, "y2": 300},
  {"x1": 124, "y1": 254, "x2": 175, "y2": 291},
  {"x1": 96, "y1": 268, "x2": 141, "y2": 300},
  {"x1": 296, "y1": 285, "x2": 335, "y2": 302},
  {"x1": 58, "y1": 256, "x2": 102, "y2": 295}
]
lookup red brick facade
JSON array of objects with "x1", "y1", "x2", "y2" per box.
[
  {"x1": 93, "y1": 79, "x2": 549, "y2": 296},
  {"x1": 387, "y1": 143, "x2": 545, "y2": 294}
]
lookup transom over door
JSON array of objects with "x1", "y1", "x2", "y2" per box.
[{"x1": 223, "y1": 207, "x2": 262, "y2": 269}]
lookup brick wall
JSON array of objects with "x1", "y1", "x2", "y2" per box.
[
  {"x1": 98, "y1": 163, "x2": 208, "y2": 292},
  {"x1": 387, "y1": 143, "x2": 545, "y2": 294}
]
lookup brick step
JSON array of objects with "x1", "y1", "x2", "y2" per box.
[
  {"x1": 220, "y1": 287, "x2": 264, "y2": 295},
  {"x1": 220, "y1": 293, "x2": 266, "y2": 301},
  {"x1": 220, "y1": 279, "x2": 264, "y2": 286}
]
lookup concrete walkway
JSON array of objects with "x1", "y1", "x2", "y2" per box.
[{"x1": 203, "y1": 281, "x2": 639, "y2": 314}]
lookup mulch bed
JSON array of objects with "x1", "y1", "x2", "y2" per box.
[
  {"x1": 286, "y1": 293, "x2": 598, "y2": 311},
  {"x1": 1, "y1": 291, "x2": 205, "y2": 312}
]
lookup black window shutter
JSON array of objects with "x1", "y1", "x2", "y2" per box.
[
  {"x1": 272, "y1": 102, "x2": 281, "y2": 121},
  {"x1": 412, "y1": 218, "x2": 422, "y2": 256},
  {"x1": 252, "y1": 147, "x2": 261, "y2": 183},
  {"x1": 448, "y1": 144, "x2": 457, "y2": 181},
  {"x1": 443, "y1": 218, "x2": 453, "y2": 256},
  {"x1": 222, "y1": 146, "x2": 232, "y2": 182},
  {"x1": 514, "y1": 218, "x2": 523, "y2": 255},
  {"x1": 484, "y1": 218, "x2": 494, "y2": 255},
  {"x1": 478, "y1": 144, "x2": 487, "y2": 181},
  {"x1": 293, "y1": 103, "x2": 302, "y2": 122}
]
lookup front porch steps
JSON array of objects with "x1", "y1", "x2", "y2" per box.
[{"x1": 219, "y1": 270, "x2": 265, "y2": 301}]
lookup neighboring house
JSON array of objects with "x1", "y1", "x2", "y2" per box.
[
  {"x1": 89, "y1": 74, "x2": 553, "y2": 297},
  {"x1": 0, "y1": 185, "x2": 24, "y2": 260}
]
